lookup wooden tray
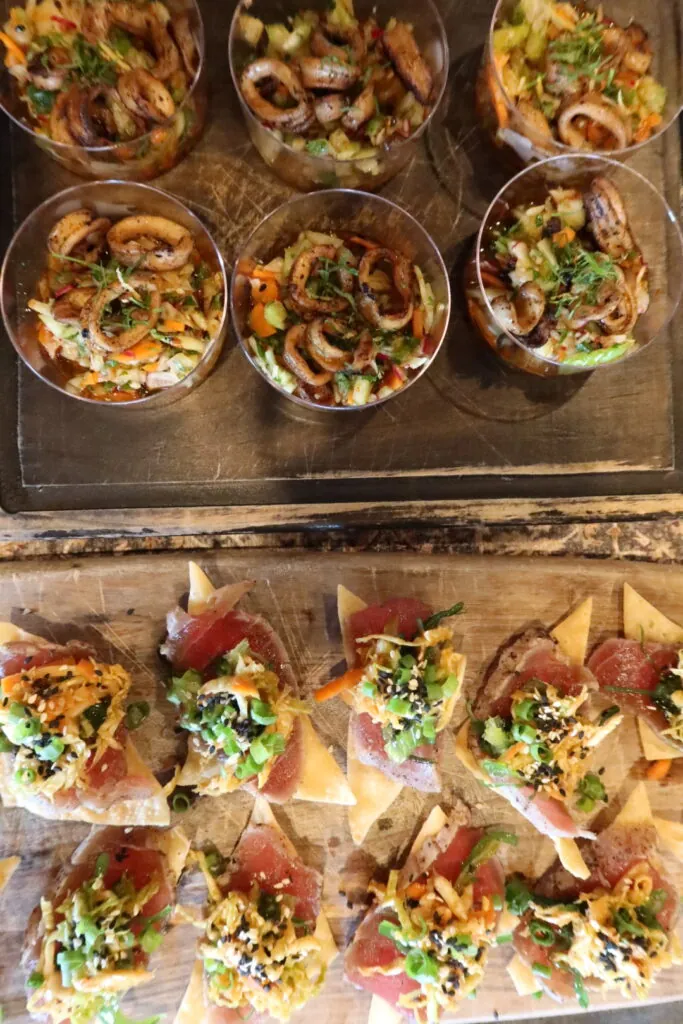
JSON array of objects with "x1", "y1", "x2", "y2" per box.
[
  {"x1": 2, "y1": 550, "x2": 683, "y2": 1023},
  {"x1": 1, "y1": 0, "x2": 682, "y2": 526}
]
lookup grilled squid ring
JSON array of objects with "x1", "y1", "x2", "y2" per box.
[
  {"x1": 342, "y1": 83, "x2": 375, "y2": 133},
  {"x1": 241, "y1": 59, "x2": 312, "y2": 131},
  {"x1": 108, "y1": 2, "x2": 181, "y2": 81},
  {"x1": 283, "y1": 324, "x2": 332, "y2": 385},
  {"x1": 170, "y1": 13, "x2": 200, "y2": 77},
  {"x1": 310, "y1": 20, "x2": 365, "y2": 64},
  {"x1": 107, "y1": 216, "x2": 194, "y2": 272},
  {"x1": 490, "y1": 281, "x2": 546, "y2": 336},
  {"x1": 65, "y1": 85, "x2": 117, "y2": 145},
  {"x1": 601, "y1": 284, "x2": 638, "y2": 335},
  {"x1": 118, "y1": 69, "x2": 176, "y2": 123},
  {"x1": 584, "y1": 176, "x2": 635, "y2": 259},
  {"x1": 299, "y1": 56, "x2": 360, "y2": 91},
  {"x1": 314, "y1": 93, "x2": 346, "y2": 124},
  {"x1": 289, "y1": 245, "x2": 351, "y2": 315},
  {"x1": 306, "y1": 318, "x2": 348, "y2": 371},
  {"x1": 565, "y1": 280, "x2": 622, "y2": 328},
  {"x1": 49, "y1": 210, "x2": 112, "y2": 262},
  {"x1": 557, "y1": 94, "x2": 631, "y2": 150},
  {"x1": 358, "y1": 247, "x2": 414, "y2": 331},
  {"x1": 85, "y1": 276, "x2": 161, "y2": 352},
  {"x1": 49, "y1": 90, "x2": 77, "y2": 144}
]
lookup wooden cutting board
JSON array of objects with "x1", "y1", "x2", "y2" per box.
[{"x1": 1, "y1": 551, "x2": 683, "y2": 1024}]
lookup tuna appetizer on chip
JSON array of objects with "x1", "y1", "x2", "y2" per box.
[
  {"x1": 175, "y1": 797, "x2": 336, "y2": 1023},
  {"x1": 161, "y1": 562, "x2": 354, "y2": 807},
  {"x1": 345, "y1": 804, "x2": 514, "y2": 1022},
  {"x1": 22, "y1": 825, "x2": 189, "y2": 1024},
  {"x1": 0, "y1": 622, "x2": 168, "y2": 825}
]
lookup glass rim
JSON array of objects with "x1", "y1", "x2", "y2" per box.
[
  {"x1": 0, "y1": 0, "x2": 206, "y2": 155},
  {"x1": 227, "y1": 0, "x2": 450, "y2": 170},
  {"x1": 0, "y1": 178, "x2": 229, "y2": 408},
  {"x1": 487, "y1": 0, "x2": 683, "y2": 159},
  {"x1": 230, "y1": 187, "x2": 451, "y2": 412},
  {"x1": 475, "y1": 152, "x2": 683, "y2": 369}
]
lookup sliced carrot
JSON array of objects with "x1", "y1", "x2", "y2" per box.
[
  {"x1": 405, "y1": 880, "x2": 428, "y2": 900},
  {"x1": 110, "y1": 339, "x2": 164, "y2": 365},
  {"x1": 552, "y1": 227, "x2": 576, "y2": 248},
  {"x1": 634, "y1": 112, "x2": 662, "y2": 144},
  {"x1": 412, "y1": 308, "x2": 424, "y2": 339},
  {"x1": 646, "y1": 758, "x2": 672, "y2": 781},
  {"x1": 142, "y1": 361, "x2": 160, "y2": 372},
  {"x1": 501, "y1": 742, "x2": 525, "y2": 762},
  {"x1": 315, "y1": 667, "x2": 365, "y2": 703},
  {"x1": 249, "y1": 302, "x2": 277, "y2": 338},
  {"x1": 251, "y1": 277, "x2": 279, "y2": 303},
  {"x1": 226, "y1": 677, "x2": 262, "y2": 698},
  {"x1": 250, "y1": 266, "x2": 281, "y2": 282},
  {"x1": 348, "y1": 235, "x2": 379, "y2": 249},
  {"x1": 0, "y1": 31, "x2": 27, "y2": 66},
  {"x1": 480, "y1": 269, "x2": 506, "y2": 289},
  {"x1": 161, "y1": 319, "x2": 186, "y2": 333},
  {"x1": 37, "y1": 322, "x2": 52, "y2": 346}
]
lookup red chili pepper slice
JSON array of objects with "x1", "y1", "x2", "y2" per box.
[
  {"x1": 421, "y1": 335, "x2": 438, "y2": 356},
  {"x1": 51, "y1": 15, "x2": 77, "y2": 29},
  {"x1": 54, "y1": 283, "x2": 74, "y2": 298}
]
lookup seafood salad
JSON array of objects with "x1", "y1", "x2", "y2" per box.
[
  {"x1": 477, "y1": 175, "x2": 648, "y2": 367},
  {"x1": 490, "y1": 0, "x2": 667, "y2": 151},
  {"x1": 1, "y1": 0, "x2": 201, "y2": 148},
  {"x1": 28, "y1": 208, "x2": 223, "y2": 401},
  {"x1": 241, "y1": 229, "x2": 442, "y2": 407},
  {"x1": 236, "y1": 0, "x2": 435, "y2": 166}
]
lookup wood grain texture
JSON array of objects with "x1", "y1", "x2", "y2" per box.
[
  {"x1": 0, "y1": 0, "x2": 681, "y2": 518},
  {"x1": 2, "y1": 551, "x2": 683, "y2": 1022}
]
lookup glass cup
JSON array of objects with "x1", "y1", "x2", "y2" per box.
[
  {"x1": 0, "y1": 0, "x2": 207, "y2": 180},
  {"x1": 477, "y1": 0, "x2": 683, "y2": 165},
  {"x1": 228, "y1": 0, "x2": 448, "y2": 191},
  {"x1": 231, "y1": 188, "x2": 450, "y2": 410},
  {"x1": 1, "y1": 180, "x2": 228, "y2": 407},
  {"x1": 465, "y1": 154, "x2": 683, "y2": 376}
]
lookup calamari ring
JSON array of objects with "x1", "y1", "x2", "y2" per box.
[
  {"x1": 306, "y1": 318, "x2": 348, "y2": 371},
  {"x1": 85, "y1": 275, "x2": 161, "y2": 352},
  {"x1": 240, "y1": 59, "x2": 312, "y2": 131},
  {"x1": 557, "y1": 94, "x2": 631, "y2": 151},
  {"x1": 289, "y1": 245, "x2": 350, "y2": 315},
  {"x1": 107, "y1": 216, "x2": 194, "y2": 272},
  {"x1": 118, "y1": 69, "x2": 176, "y2": 124},
  {"x1": 49, "y1": 210, "x2": 111, "y2": 261},
  {"x1": 584, "y1": 176, "x2": 635, "y2": 259},
  {"x1": 299, "y1": 56, "x2": 360, "y2": 91},
  {"x1": 283, "y1": 324, "x2": 332, "y2": 385},
  {"x1": 490, "y1": 281, "x2": 546, "y2": 336},
  {"x1": 358, "y1": 247, "x2": 414, "y2": 331}
]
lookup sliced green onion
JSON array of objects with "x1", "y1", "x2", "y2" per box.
[
  {"x1": 15, "y1": 766, "x2": 36, "y2": 785},
  {"x1": 426, "y1": 682, "x2": 443, "y2": 703},
  {"x1": 577, "y1": 772, "x2": 606, "y2": 802},
  {"x1": 0, "y1": 733, "x2": 15, "y2": 753},
  {"x1": 387, "y1": 697, "x2": 412, "y2": 716},
  {"x1": 404, "y1": 949, "x2": 439, "y2": 983},
  {"x1": 529, "y1": 919, "x2": 555, "y2": 947},
  {"x1": 203, "y1": 845, "x2": 226, "y2": 878},
  {"x1": 513, "y1": 698, "x2": 538, "y2": 723},
  {"x1": 35, "y1": 737, "x2": 65, "y2": 762},
  {"x1": 505, "y1": 876, "x2": 533, "y2": 915},
  {"x1": 530, "y1": 742, "x2": 551, "y2": 763},
  {"x1": 512, "y1": 722, "x2": 537, "y2": 744},
  {"x1": 125, "y1": 701, "x2": 150, "y2": 730},
  {"x1": 250, "y1": 700, "x2": 277, "y2": 726},
  {"x1": 532, "y1": 961, "x2": 552, "y2": 979},
  {"x1": 26, "y1": 971, "x2": 44, "y2": 989},
  {"x1": 56, "y1": 949, "x2": 87, "y2": 986},
  {"x1": 492, "y1": 893, "x2": 503, "y2": 911},
  {"x1": 95, "y1": 852, "x2": 110, "y2": 878},
  {"x1": 496, "y1": 933, "x2": 513, "y2": 944},
  {"x1": 234, "y1": 754, "x2": 261, "y2": 780},
  {"x1": 170, "y1": 789, "x2": 194, "y2": 812},
  {"x1": 140, "y1": 925, "x2": 164, "y2": 954},
  {"x1": 442, "y1": 673, "x2": 460, "y2": 698},
  {"x1": 421, "y1": 717, "x2": 437, "y2": 742},
  {"x1": 360, "y1": 681, "x2": 377, "y2": 698},
  {"x1": 576, "y1": 796, "x2": 595, "y2": 813},
  {"x1": 572, "y1": 969, "x2": 590, "y2": 1009}
]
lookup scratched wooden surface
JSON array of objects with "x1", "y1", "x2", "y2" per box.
[
  {"x1": 2, "y1": 551, "x2": 683, "y2": 1023},
  {"x1": 1, "y1": 0, "x2": 682, "y2": 517}
]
